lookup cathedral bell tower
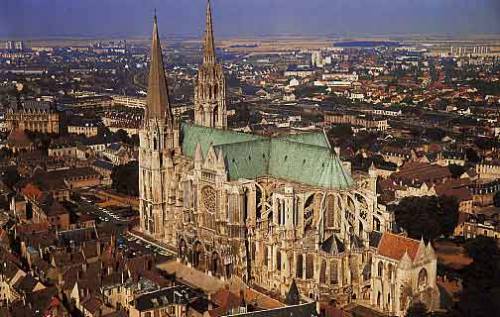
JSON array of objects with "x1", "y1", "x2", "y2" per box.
[
  {"x1": 194, "y1": 0, "x2": 227, "y2": 129},
  {"x1": 139, "y1": 14, "x2": 176, "y2": 240}
]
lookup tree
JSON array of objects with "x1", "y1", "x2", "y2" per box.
[
  {"x1": 294, "y1": 85, "x2": 327, "y2": 98},
  {"x1": 464, "y1": 236, "x2": 498, "y2": 261},
  {"x1": 424, "y1": 127, "x2": 446, "y2": 142},
  {"x1": 437, "y1": 196, "x2": 459, "y2": 237},
  {"x1": 448, "y1": 164, "x2": 467, "y2": 179},
  {"x1": 111, "y1": 161, "x2": 139, "y2": 196},
  {"x1": 465, "y1": 148, "x2": 480, "y2": 164},
  {"x1": 130, "y1": 134, "x2": 140, "y2": 147},
  {"x1": 114, "y1": 129, "x2": 130, "y2": 144},
  {"x1": 25, "y1": 131, "x2": 57, "y2": 153},
  {"x1": 2, "y1": 167, "x2": 21, "y2": 189},
  {"x1": 0, "y1": 147, "x2": 13, "y2": 159},
  {"x1": 328, "y1": 124, "x2": 353, "y2": 140},
  {"x1": 353, "y1": 131, "x2": 379, "y2": 151},
  {"x1": 475, "y1": 137, "x2": 497, "y2": 151},
  {"x1": 451, "y1": 237, "x2": 500, "y2": 316},
  {"x1": 327, "y1": 124, "x2": 354, "y2": 148},
  {"x1": 394, "y1": 196, "x2": 458, "y2": 241},
  {"x1": 494, "y1": 192, "x2": 500, "y2": 208},
  {"x1": 406, "y1": 302, "x2": 428, "y2": 317}
]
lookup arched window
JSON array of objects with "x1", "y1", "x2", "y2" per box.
[
  {"x1": 387, "y1": 263, "x2": 393, "y2": 282},
  {"x1": 296, "y1": 254, "x2": 303, "y2": 278},
  {"x1": 303, "y1": 194, "x2": 316, "y2": 232},
  {"x1": 325, "y1": 195, "x2": 335, "y2": 228},
  {"x1": 276, "y1": 250, "x2": 282, "y2": 271},
  {"x1": 373, "y1": 217, "x2": 381, "y2": 232},
  {"x1": 255, "y1": 185, "x2": 263, "y2": 220},
  {"x1": 183, "y1": 181, "x2": 193, "y2": 209},
  {"x1": 418, "y1": 268, "x2": 428, "y2": 289},
  {"x1": 211, "y1": 252, "x2": 221, "y2": 277},
  {"x1": 263, "y1": 246, "x2": 268, "y2": 267},
  {"x1": 179, "y1": 239, "x2": 187, "y2": 260},
  {"x1": 378, "y1": 261, "x2": 384, "y2": 277},
  {"x1": 330, "y1": 261, "x2": 338, "y2": 284},
  {"x1": 277, "y1": 199, "x2": 283, "y2": 225},
  {"x1": 193, "y1": 242, "x2": 205, "y2": 271},
  {"x1": 320, "y1": 260, "x2": 327, "y2": 284},
  {"x1": 213, "y1": 106, "x2": 218, "y2": 126},
  {"x1": 377, "y1": 292, "x2": 381, "y2": 307},
  {"x1": 306, "y1": 254, "x2": 314, "y2": 279}
]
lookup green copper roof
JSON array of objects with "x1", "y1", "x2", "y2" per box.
[
  {"x1": 279, "y1": 132, "x2": 330, "y2": 147},
  {"x1": 268, "y1": 139, "x2": 352, "y2": 189},
  {"x1": 215, "y1": 139, "x2": 269, "y2": 180},
  {"x1": 181, "y1": 123, "x2": 263, "y2": 157},
  {"x1": 181, "y1": 123, "x2": 353, "y2": 189}
]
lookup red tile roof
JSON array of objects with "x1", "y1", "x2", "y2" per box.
[
  {"x1": 212, "y1": 288, "x2": 243, "y2": 310},
  {"x1": 377, "y1": 232, "x2": 420, "y2": 261},
  {"x1": 15, "y1": 222, "x2": 49, "y2": 234},
  {"x1": 392, "y1": 162, "x2": 451, "y2": 184},
  {"x1": 21, "y1": 183, "x2": 43, "y2": 201},
  {"x1": 81, "y1": 296, "x2": 103, "y2": 314},
  {"x1": 7, "y1": 129, "x2": 33, "y2": 148}
]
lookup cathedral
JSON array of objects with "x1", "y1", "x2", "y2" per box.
[{"x1": 138, "y1": 2, "x2": 440, "y2": 316}]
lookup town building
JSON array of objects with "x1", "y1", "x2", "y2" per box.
[
  {"x1": 5, "y1": 99, "x2": 60, "y2": 134},
  {"x1": 324, "y1": 112, "x2": 389, "y2": 132},
  {"x1": 475, "y1": 162, "x2": 500, "y2": 180},
  {"x1": 461, "y1": 218, "x2": 499, "y2": 240}
]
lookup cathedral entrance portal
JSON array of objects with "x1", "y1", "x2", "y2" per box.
[
  {"x1": 193, "y1": 241, "x2": 206, "y2": 271},
  {"x1": 179, "y1": 239, "x2": 187, "y2": 263},
  {"x1": 211, "y1": 252, "x2": 222, "y2": 277}
]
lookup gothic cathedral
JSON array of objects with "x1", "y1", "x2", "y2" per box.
[{"x1": 138, "y1": 2, "x2": 440, "y2": 316}]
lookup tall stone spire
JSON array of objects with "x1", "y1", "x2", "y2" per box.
[
  {"x1": 194, "y1": 0, "x2": 227, "y2": 129},
  {"x1": 203, "y1": 0, "x2": 216, "y2": 65},
  {"x1": 146, "y1": 14, "x2": 173, "y2": 125}
]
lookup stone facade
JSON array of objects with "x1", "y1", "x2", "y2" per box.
[
  {"x1": 138, "y1": 4, "x2": 439, "y2": 316},
  {"x1": 475, "y1": 162, "x2": 500, "y2": 180},
  {"x1": 6, "y1": 99, "x2": 60, "y2": 134},
  {"x1": 371, "y1": 234, "x2": 440, "y2": 316}
]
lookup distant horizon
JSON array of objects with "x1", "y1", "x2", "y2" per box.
[
  {"x1": 2, "y1": 33, "x2": 500, "y2": 43},
  {"x1": 1, "y1": 0, "x2": 499, "y2": 40}
]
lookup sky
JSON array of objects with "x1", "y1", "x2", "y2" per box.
[{"x1": 1, "y1": 0, "x2": 499, "y2": 39}]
